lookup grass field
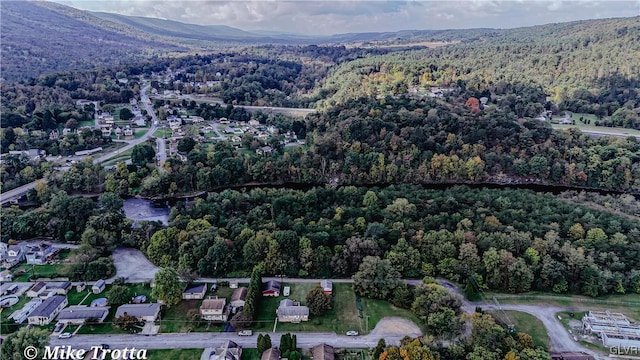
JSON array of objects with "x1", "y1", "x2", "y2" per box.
[
  {"x1": 487, "y1": 292, "x2": 640, "y2": 320},
  {"x1": 101, "y1": 148, "x2": 134, "y2": 167},
  {"x1": 160, "y1": 286, "x2": 233, "y2": 333},
  {"x1": 153, "y1": 128, "x2": 172, "y2": 138},
  {"x1": 360, "y1": 297, "x2": 423, "y2": 333},
  {"x1": 254, "y1": 283, "x2": 362, "y2": 334},
  {"x1": 496, "y1": 311, "x2": 549, "y2": 349},
  {"x1": 146, "y1": 348, "x2": 203, "y2": 360},
  {"x1": 551, "y1": 112, "x2": 640, "y2": 136},
  {"x1": 11, "y1": 263, "x2": 69, "y2": 282}
]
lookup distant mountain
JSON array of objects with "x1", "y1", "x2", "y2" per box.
[
  {"x1": 0, "y1": 1, "x2": 187, "y2": 82},
  {"x1": 92, "y1": 12, "x2": 262, "y2": 41}
]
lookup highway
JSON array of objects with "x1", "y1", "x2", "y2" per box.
[{"x1": 0, "y1": 84, "x2": 160, "y2": 205}]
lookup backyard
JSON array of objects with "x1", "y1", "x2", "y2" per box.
[{"x1": 160, "y1": 285, "x2": 234, "y2": 333}]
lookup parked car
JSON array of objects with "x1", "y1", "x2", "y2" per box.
[
  {"x1": 346, "y1": 330, "x2": 359, "y2": 336},
  {"x1": 58, "y1": 333, "x2": 72, "y2": 339},
  {"x1": 238, "y1": 330, "x2": 253, "y2": 336}
]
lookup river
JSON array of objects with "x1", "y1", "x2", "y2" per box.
[{"x1": 122, "y1": 198, "x2": 170, "y2": 225}]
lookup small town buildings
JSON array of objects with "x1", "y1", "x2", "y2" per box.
[
  {"x1": 207, "y1": 340, "x2": 242, "y2": 360},
  {"x1": 277, "y1": 299, "x2": 309, "y2": 323},
  {"x1": 261, "y1": 348, "x2": 281, "y2": 360},
  {"x1": 230, "y1": 287, "x2": 247, "y2": 308},
  {"x1": 27, "y1": 282, "x2": 47, "y2": 298},
  {"x1": 115, "y1": 303, "x2": 161, "y2": 322},
  {"x1": 312, "y1": 344, "x2": 335, "y2": 360},
  {"x1": 25, "y1": 243, "x2": 55, "y2": 265},
  {"x1": 0, "y1": 270, "x2": 13, "y2": 282},
  {"x1": 28, "y1": 295, "x2": 68, "y2": 325},
  {"x1": 182, "y1": 284, "x2": 207, "y2": 300},
  {"x1": 256, "y1": 146, "x2": 274, "y2": 156},
  {"x1": 200, "y1": 297, "x2": 229, "y2": 322},
  {"x1": 92, "y1": 279, "x2": 106, "y2": 294},
  {"x1": 101, "y1": 127, "x2": 112, "y2": 137},
  {"x1": 123, "y1": 127, "x2": 134, "y2": 137},
  {"x1": 56, "y1": 305, "x2": 109, "y2": 325},
  {"x1": 320, "y1": 280, "x2": 333, "y2": 295},
  {"x1": 262, "y1": 280, "x2": 281, "y2": 297},
  {"x1": 5, "y1": 245, "x2": 25, "y2": 265},
  {"x1": 9, "y1": 298, "x2": 42, "y2": 324},
  {"x1": 76, "y1": 282, "x2": 86, "y2": 292},
  {"x1": 42, "y1": 282, "x2": 72, "y2": 296}
]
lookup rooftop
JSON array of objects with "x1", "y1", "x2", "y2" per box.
[{"x1": 30, "y1": 295, "x2": 66, "y2": 318}]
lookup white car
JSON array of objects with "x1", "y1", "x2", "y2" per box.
[
  {"x1": 58, "y1": 332, "x2": 72, "y2": 339},
  {"x1": 238, "y1": 330, "x2": 253, "y2": 336},
  {"x1": 346, "y1": 330, "x2": 359, "y2": 336}
]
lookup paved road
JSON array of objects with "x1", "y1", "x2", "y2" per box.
[
  {"x1": 49, "y1": 330, "x2": 412, "y2": 351},
  {"x1": 0, "y1": 85, "x2": 159, "y2": 205}
]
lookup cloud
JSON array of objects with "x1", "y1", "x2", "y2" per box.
[{"x1": 54, "y1": 0, "x2": 640, "y2": 35}]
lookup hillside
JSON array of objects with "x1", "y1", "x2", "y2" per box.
[
  {"x1": 0, "y1": 1, "x2": 187, "y2": 82},
  {"x1": 317, "y1": 16, "x2": 640, "y2": 117}
]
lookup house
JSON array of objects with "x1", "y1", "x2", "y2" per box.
[
  {"x1": 262, "y1": 280, "x2": 281, "y2": 297},
  {"x1": 124, "y1": 127, "x2": 134, "y2": 137},
  {"x1": 115, "y1": 303, "x2": 161, "y2": 322},
  {"x1": 277, "y1": 299, "x2": 309, "y2": 323},
  {"x1": 200, "y1": 297, "x2": 229, "y2": 322},
  {"x1": 320, "y1": 280, "x2": 333, "y2": 295},
  {"x1": 133, "y1": 116, "x2": 146, "y2": 127},
  {"x1": 27, "y1": 282, "x2": 47, "y2": 298},
  {"x1": 114, "y1": 127, "x2": 123, "y2": 137},
  {"x1": 182, "y1": 284, "x2": 207, "y2": 300},
  {"x1": 28, "y1": 295, "x2": 68, "y2": 325},
  {"x1": 45, "y1": 282, "x2": 72, "y2": 296},
  {"x1": 230, "y1": 287, "x2": 247, "y2": 308},
  {"x1": 92, "y1": 280, "x2": 106, "y2": 294},
  {"x1": 25, "y1": 243, "x2": 55, "y2": 265},
  {"x1": 56, "y1": 305, "x2": 109, "y2": 325},
  {"x1": 261, "y1": 348, "x2": 281, "y2": 360},
  {"x1": 256, "y1": 146, "x2": 274, "y2": 156},
  {"x1": 0, "y1": 242, "x2": 7, "y2": 261},
  {"x1": 312, "y1": 344, "x2": 335, "y2": 360},
  {"x1": 9, "y1": 298, "x2": 42, "y2": 324},
  {"x1": 0, "y1": 270, "x2": 13, "y2": 282},
  {"x1": 207, "y1": 340, "x2": 242, "y2": 360},
  {"x1": 5, "y1": 245, "x2": 24, "y2": 265},
  {"x1": 101, "y1": 127, "x2": 112, "y2": 137}
]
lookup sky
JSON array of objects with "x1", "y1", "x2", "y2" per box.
[{"x1": 54, "y1": 0, "x2": 640, "y2": 35}]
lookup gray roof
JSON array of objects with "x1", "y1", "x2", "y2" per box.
[
  {"x1": 115, "y1": 303, "x2": 161, "y2": 318},
  {"x1": 30, "y1": 282, "x2": 46, "y2": 292},
  {"x1": 56, "y1": 306, "x2": 109, "y2": 321},
  {"x1": 183, "y1": 284, "x2": 206, "y2": 294},
  {"x1": 312, "y1": 344, "x2": 335, "y2": 360},
  {"x1": 93, "y1": 279, "x2": 105, "y2": 288},
  {"x1": 278, "y1": 300, "x2": 309, "y2": 317},
  {"x1": 231, "y1": 287, "x2": 247, "y2": 302},
  {"x1": 30, "y1": 295, "x2": 66, "y2": 318},
  {"x1": 263, "y1": 280, "x2": 281, "y2": 292}
]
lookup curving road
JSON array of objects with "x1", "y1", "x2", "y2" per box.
[{"x1": 0, "y1": 85, "x2": 159, "y2": 205}]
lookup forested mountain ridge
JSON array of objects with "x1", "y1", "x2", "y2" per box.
[
  {"x1": 0, "y1": 1, "x2": 189, "y2": 82},
  {"x1": 317, "y1": 16, "x2": 640, "y2": 123}
]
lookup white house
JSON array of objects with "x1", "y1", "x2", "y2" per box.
[
  {"x1": 28, "y1": 295, "x2": 68, "y2": 325},
  {"x1": 200, "y1": 297, "x2": 229, "y2": 322},
  {"x1": 182, "y1": 284, "x2": 207, "y2": 300}
]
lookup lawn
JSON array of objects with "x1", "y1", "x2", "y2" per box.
[
  {"x1": 360, "y1": 297, "x2": 423, "y2": 333},
  {"x1": 153, "y1": 128, "x2": 172, "y2": 138},
  {"x1": 11, "y1": 263, "x2": 69, "y2": 282},
  {"x1": 160, "y1": 285, "x2": 233, "y2": 333},
  {"x1": 101, "y1": 148, "x2": 134, "y2": 167},
  {"x1": 487, "y1": 291, "x2": 640, "y2": 320},
  {"x1": 551, "y1": 112, "x2": 640, "y2": 136},
  {"x1": 0, "y1": 295, "x2": 29, "y2": 333},
  {"x1": 495, "y1": 311, "x2": 549, "y2": 349},
  {"x1": 255, "y1": 283, "x2": 364, "y2": 334},
  {"x1": 146, "y1": 348, "x2": 203, "y2": 360}
]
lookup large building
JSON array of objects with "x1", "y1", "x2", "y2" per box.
[
  {"x1": 28, "y1": 295, "x2": 68, "y2": 325},
  {"x1": 582, "y1": 310, "x2": 640, "y2": 347}
]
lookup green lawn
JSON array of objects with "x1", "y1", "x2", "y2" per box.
[
  {"x1": 153, "y1": 128, "x2": 172, "y2": 138},
  {"x1": 0, "y1": 296, "x2": 29, "y2": 334},
  {"x1": 497, "y1": 311, "x2": 549, "y2": 349},
  {"x1": 255, "y1": 283, "x2": 369, "y2": 334},
  {"x1": 11, "y1": 263, "x2": 69, "y2": 281},
  {"x1": 146, "y1": 348, "x2": 203, "y2": 360},
  {"x1": 360, "y1": 297, "x2": 423, "y2": 333},
  {"x1": 487, "y1": 292, "x2": 640, "y2": 320},
  {"x1": 551, "y1": 112, "x2": 640, "y2": 136},
  {"x1": 160, "y1": 286, "x2": 233, "y2": 333}
]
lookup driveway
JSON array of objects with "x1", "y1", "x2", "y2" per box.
[{"x1": 110, "y1": 248, "x2": 158, "y2": 283}]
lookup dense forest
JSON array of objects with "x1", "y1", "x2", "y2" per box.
[
  {"x1": 316, "y1": 17, "x2": 640, "y2": 127},
  {"x1": 2, "y1": 184, "x2": 639, "y2": 298}
]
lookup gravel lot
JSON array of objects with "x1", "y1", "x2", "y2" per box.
[{"x1": 110, "y1": 248, "x2": 158, "y2": 283}]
